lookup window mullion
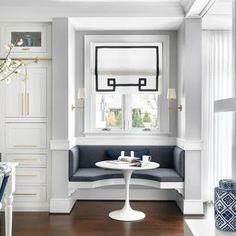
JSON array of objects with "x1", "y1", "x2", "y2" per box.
[{"x1": 123, "y1": 94, "x2": 131, "y2": 131}]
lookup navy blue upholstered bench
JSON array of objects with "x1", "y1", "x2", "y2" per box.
[{"x1": 68, "y1": 145, "x2": 185, "y2": 193}]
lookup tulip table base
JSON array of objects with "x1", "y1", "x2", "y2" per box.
[
  {"x1": 95, "y1": 161, "x2": 159, "y2": 222},
  {"x1": 109, "y1": 208, "x2": 145, "y2": 221},
  {"x1": 109, "y1": 169, "x2": 145, "y2": 221}
]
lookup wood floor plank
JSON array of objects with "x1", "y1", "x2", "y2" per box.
[{"x1": 0, "y1": 201, "x2": 184, "y2": 236}]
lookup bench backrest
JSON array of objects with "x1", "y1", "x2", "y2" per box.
[
  {"x1": 69, "y1": 145, "x2": 185, "y2": 179},
  {"x1": 70, "y1": 145, "x2": 179, "y2": 167}
]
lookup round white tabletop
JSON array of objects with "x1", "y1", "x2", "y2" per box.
[
  {"x1": 95, "y1": 160, "x2": 159, "y2": 222},
  {"x1": 96, "y1": 160, "x2": 159, "y2": 171}
]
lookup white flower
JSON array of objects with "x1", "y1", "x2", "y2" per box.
[
  {"x1": 17, "y1": 38, "x2": 23, "y2": 46},
  {"x1": 1, "y1": 39, "x2": 38, "y2": 84}
]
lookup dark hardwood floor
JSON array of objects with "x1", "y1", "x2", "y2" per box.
[{"x1": 0, "y1": 201, "x2": 184, "y2": 236}]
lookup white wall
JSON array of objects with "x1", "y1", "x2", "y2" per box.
[
  {"x1": 68, "y1": 20, "x2": 76, "y2": 139},
  {"x1": 177, "y1": 18, "x2": 203, "y2": 214},
  {"x1": 75, "y1": 30, "x2": 178, "y2": 138},
  {"x1": 52, "y1": 18, "x2": 69, "y2": 140},
  {"x1": 50, "y1": 18, "x2": 76, "y2": 213},
  {"x1": 177, "y1": 23, "x2": 186, "y2": 138}
]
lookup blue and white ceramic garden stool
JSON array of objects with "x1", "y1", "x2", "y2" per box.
[{"x1": 215, "y1": 179, "x2": 236, "y2": 232}]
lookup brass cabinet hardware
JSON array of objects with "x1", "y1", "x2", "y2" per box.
[
  {"x1": 16, "y1": 174, "x2": 37, "y2": 177},
  {"x1": 21, "y1": 48, "x2": 30, "y2": 51},
  {"x1": 0, "y1": 57, "x2": 51, "y2": 61},
  {"x1": 21, "y1": 93, "x2": 24, "y2": 116},
  {"x1": 27, "y1": 93, "x2": 29, "y2": 115},
  {"x1": 13, "y1": 158, "x2": 37, "y2": 161},
  {"x1": 15, "y1": 193, "x2": 37, "y2": 196},
  {"x1": 14, "y1": 144, "x2": 37, "y2": 148}
]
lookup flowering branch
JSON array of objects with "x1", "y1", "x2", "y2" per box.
[{"x1": 0, "y1": 38, "x2": 39, "y2": 83}]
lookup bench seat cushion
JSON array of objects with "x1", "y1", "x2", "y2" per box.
[{"x1": 69, "y1": 168, "x2": 183, "y2": 182}]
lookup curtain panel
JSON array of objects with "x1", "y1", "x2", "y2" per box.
[{"x1": 202, "y1": 30, "x2": 233, "y2": 202}]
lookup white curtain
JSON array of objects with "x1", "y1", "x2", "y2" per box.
[{"x1": 202, "y1": 31, "x2": 233, "y2": 201}]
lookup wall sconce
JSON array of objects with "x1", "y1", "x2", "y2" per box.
[
  {"x1": 71, "y1": 88, "x2": 85, "y2": 110},
  {"x1": 167, "y1": 88, "x2": 182, "y2": 112}
]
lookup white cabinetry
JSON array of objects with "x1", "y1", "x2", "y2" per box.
[
  {"x1": 5, "y1": 123, "x2": 47, "y2": 152},
  {"x1": 5, "y1": 75, "x2": 24, "y2": 117},
  {"x1": 5, "y1": 154, "x2": 47, "y2": 167},
  {"x1": 0, "y1": 22, "x2": 51, "y2": 211},
  {"x1": 5, "y1": 64, "x2": 48, "y2": 118},
  {"x1": 1, "y1": 23, "x2": 51, "y2": 58},
  {"x1": 26, "y1": 66, "x2": 47, "y2": 117}
]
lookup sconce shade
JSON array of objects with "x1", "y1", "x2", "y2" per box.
[
  {"x1": 77, "y1": 88, "x2": 85, "y2": 99},
  {"x1": 167, "y1": 88, "x2": 176, "y2": 100}
]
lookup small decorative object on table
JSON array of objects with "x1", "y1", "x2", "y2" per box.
[
  {"x1": 215, "y1": 179, "x2": 236, "y2": 232},
  {"x1": 117, "y1": 150, "x2": 142, "y2": 167}
]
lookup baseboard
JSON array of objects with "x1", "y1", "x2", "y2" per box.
[
  {"x1": 175, "y1": 192, "x2": 204, "y2": 215},
  {"x1": 49, "y1": 198, "x2": 76, "y2": 213},
  {"x1": 74, "y1": 188, "x2": 176, "y2": 201},
  {"x1": 12, "y1": 202, "x2": 49, "y2": 212}
]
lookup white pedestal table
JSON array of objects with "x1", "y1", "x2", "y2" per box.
[{"x1": 96, "y1": 160, "x2": 159, "y2": 221}]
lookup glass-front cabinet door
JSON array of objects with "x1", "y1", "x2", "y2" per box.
[{"x1": 3, "y1": 24, "x2": 51, "y2": 57}]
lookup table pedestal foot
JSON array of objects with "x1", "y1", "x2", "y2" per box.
[{"x1": 109, "y1": 208, "x2": 145, "y2": 221}]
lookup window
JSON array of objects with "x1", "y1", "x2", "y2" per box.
[
  {"x1": 95, "y1": 94, "x2": 159, "y2": 131},
  {"x1": 84, "y1": 35, "x2": 170, "y2": 134},
  {"x1": 95, "y1": 94, "x2": 123, "y2": 130},
  {"x1": 131, "y1": 94, "x2": 159, "y2": 129}
]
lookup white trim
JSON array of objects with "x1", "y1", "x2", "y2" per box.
[
  {"x1": 50, "y1": 139, "x2": 75, "y2": 150},
  {"x1": 49, "y1": 198, "x2": 76, "y2": 213},
  {"x1": 69, "y1": 178, "x2": 184, "y2": 190},
  {"x1": 73, "y1": 188, "x2": 177, "y2": 201},
  {"x1": 184, "y1": 0, "x2": 214, "y2": 18},
  {"x1": 175, "y1": 192, "x2": 204, "y2": 215},
  {"x1": 12, "y1": 202, "x2": 49, "y2": 212},
  {"x1": 50, "y1": 136, "x2": 177, "y2": 149},
  {"x1": 176, "y1": 138, "x2": 203, "y2": 151},
  {"x1": 74, "y1": 136, "x2": 176, "y2": 146}
]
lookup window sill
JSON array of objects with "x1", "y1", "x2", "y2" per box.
[
  {"x1": 74, "y1": 132, "x2": 176, "y2": 146},
  {"x1": 83, "y1": 130, "x2": 171, "y2": 137}
]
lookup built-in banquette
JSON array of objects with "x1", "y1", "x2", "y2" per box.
[{"x1": 69, "y1": 145, "x2": 185, "y2": 195}]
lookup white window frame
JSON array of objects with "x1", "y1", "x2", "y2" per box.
[{"x1": 84, "y1": 35, "x2": 170, "y2": 135}]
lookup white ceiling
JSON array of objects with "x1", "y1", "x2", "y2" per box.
[
  {"x1": 0, "y1": 0, "x2": 186, "y2": 30},
  {"x1": 0, "y1": 0, "x2": 232, "y2": 30},
  {"x1": 70, "y1": 17, "x2": 183, "y2": 30},
  {"x1": 202, "y1": 0, "x2": 232, "y2": 30},
  {"x1": 207, "y1": 0, "x2": 232, "y2": 15},
  {"x1": 0, "y1": 1, "x2": 184, "y2": 19}
]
